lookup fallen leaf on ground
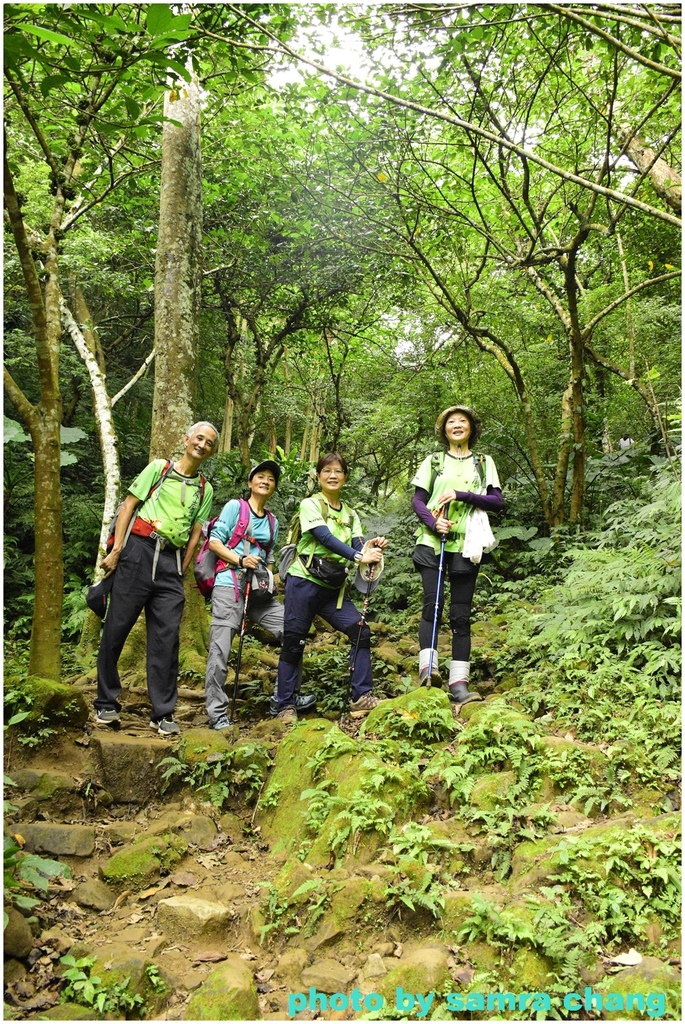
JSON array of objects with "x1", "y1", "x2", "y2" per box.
[
  {"x1": 605, "y1": 949, "x2": 643, "y2": 966},
  {"x1": 112, "y1": 890, "x2": 132, "y2": 910},
  {"x1": 138, "y1": 881, "x2": 170, "y2": 900},
  {"x1": 256, "y1": 968, "x2": 275, "y2": 982},
  {"x1": 193, "y1": 951, "x2": 227, "y2": 963}
]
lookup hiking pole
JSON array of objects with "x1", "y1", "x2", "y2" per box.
[
  {"x1": 229, "y1": 568, "x2": 253, "y2": 725},
  {"x1": 426, "y1": 505, "x2": 448, "y2": 687},
  {"x1": 341, "y1": 562, "x2": 377, "y2": 722}
]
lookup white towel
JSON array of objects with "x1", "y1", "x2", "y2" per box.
[{"x1": 462, "y1": 508, "x2": 498, "y2": 564}]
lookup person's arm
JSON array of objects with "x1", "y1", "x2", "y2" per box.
[
  {"x1": 101, "y1": 494, "x2": 141, "y2": 573},
  {"x1": 309, "y1": 525, "x2": 359, "y2": 561},
  {"x1": 412, "y1": 487, "x2": 439, "y2": 531},
  {"x1": 435, "y1": 485, "x2": 503, "y2": 513},
  {"x1": 183, "y1": 520, "x2": 204, "y2": 574},
  {"x1": 208, "y1": 535, "x2": 261, "y2": 571},
  {"x1": 309, "y1": 528, "x2": 383, "y2": 565}
]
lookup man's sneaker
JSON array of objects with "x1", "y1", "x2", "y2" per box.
[
  {"x1": 94, "y1": 708, "x2": 120, "y2": 727},
  {"x1": 275, "y1": 706, "x2": 298, "y2": 725},
  {"x1": 210, "y1": 715, "x2": 233, "y2": 730},
  {"x1": 269, "y1": 693, "x2": 317, "y2": 717},
  {"x1": 348, "y1": 692, "x2": 386, "y2": 718},
  {"x1": 150, "y1": 716, "x2": 180, "y2": 736}
]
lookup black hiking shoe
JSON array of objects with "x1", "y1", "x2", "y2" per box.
[
  {"x1": 269, "y1": 693, "x2": 317, "y2": 717},
  {"x1": 448, "y1": 682, "x2": 482, "y2": 706},
  {"x1": 150, "y1": 716, "x2": 180, "y2": 736},
  {"x1": 94, "y1": 708, "x2": 120, "y2": 728}
]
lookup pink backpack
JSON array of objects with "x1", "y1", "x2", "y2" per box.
[{"x1": 194, "y1": 498, "x2": 275, "y2": 599}]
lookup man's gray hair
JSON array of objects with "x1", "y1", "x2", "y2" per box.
[{"x1": 187, "y1": 421, "x2": 219, "y2": 444}]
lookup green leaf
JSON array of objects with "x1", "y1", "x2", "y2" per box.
[
  {"x1": 7, "y1": 711, "x2": 30, "y2": 726},
  {"x1": 60, "y1": 426, "x2": 86, "y2": 445},
  {"x1": 40, "y1": 74, "x2": 69, "y2": 97},
  {"x1": 4, "y1": 418, "x2": 29, "y2": 444},
  {"x1": 146, "y1": 4, "x2": 174, "y2": 36},
  {"x1": 124, "y1": 95, "x2": 141, "y2": 120},
  {"x1": 21, "y1": 24, "x2": 75, "y2": 47}
]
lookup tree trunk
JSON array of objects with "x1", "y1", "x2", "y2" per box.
[
  {"x1": 120, "y1": 72, "x2": 209, "y2": 684},
  {"x1": 219, "y1": 394, "x2": 233, "y2": 453},
  {"x1": 61, "y1": 297, "x2": 121, "y2": 567},
  {"x1": 564, "y1": 252, "x2": 587, "y2": 524},
  {"x1": 150, "y1": 75, "x2": 204, "y2": 458},
  {"x1": 300, "y1": 404, "x2": 311, "y2": 461},
  {"x1": 3, "y1": 157, "x2": 64, "y2": 680},
  {"x1": 616, "y1": 233, "x2": 635, "y2": 378},
  {"x1": 621, "y1": 132, "x2": 682, "y2": 214}
]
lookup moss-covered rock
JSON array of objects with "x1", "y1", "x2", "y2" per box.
[
  {"x1": 87, "y1": 942, "x2": 171, "y2": 1015},
  {"x1": 377, "y1": 944, "x2": 450, "y2": 1001},
  {"x1": 100, "y1": 833, "x2": 186, "y2": 892},
  {"x1": 598, "y1": 956, "x2": 681, "y2": 1020},
  {"x1": 305, "y1": 746, "x2": 433, "y2": 867},
  {"x1": 469, "y1": 771, "x2": 517, "y2": 810},
  {"x1": 89, "y1": 733, "x2": 172, "y2": 804},
  {"x1": 187, "y1": 955, "x2": 259, "y2": 1020},
  {"x1": 8, "y1": 677, "x2": 89, "y2": 730},
  {"x1": 510, "y1": 947, "x2": 555, "y2": 991},
  {"x1": 181, "y1": 728, "x2": 234, "y2": 764},
  {"x1": 511, "y1": 813, "x2": 679, "y2": 891},
  {"x1": 27, "y1": 1005, "x2": 95, "y2": 1020},
  {"x1": 359, "y1": 688, "x2": 456, "y2": 744},
  {"x1": 255, "y1": 719, "x2": 342, "y2": 856}
]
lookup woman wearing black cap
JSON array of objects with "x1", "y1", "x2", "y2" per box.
[
  {"x1": 204, "y1": 460, "x2": 315, "y2": 730},
  {"x1": 411, "y1": 406, "x2": 503, "y2": 708}
]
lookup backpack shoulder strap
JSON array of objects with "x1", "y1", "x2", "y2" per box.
[
  {"x1": 227, "y1": 498, "x2": 252, "y2": 550},
  {"x1": 428, "y1": 451, "x2": 445, "y2": 494},
  {"x1": 138, "y1": 459, "x2": 173, "y2": 512},
  {"x1": 264, "y1": 510, "x2": 276, "y2": 551},
  {"x1": 473, "y1": 453, "x2": 487, "y2": 490}
]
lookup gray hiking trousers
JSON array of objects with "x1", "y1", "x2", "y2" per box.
[{"x1": 204, "y1": 584, "x2": 284, "y2": 725}]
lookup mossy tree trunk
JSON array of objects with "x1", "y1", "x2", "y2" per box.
[{"x1": 122, "y1": 71, "x2": 209, "y2": 684}]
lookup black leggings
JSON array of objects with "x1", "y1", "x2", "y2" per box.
[{"x1": 417, "y1": 564, "x2": 479, "y2": 661}]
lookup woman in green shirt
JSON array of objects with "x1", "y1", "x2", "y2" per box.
[
  {"x1": 412, "y1": 406, "x2": 503, "y2": 707},
  {"x1": 275, "y1": 452, "x2": 387, "y2": 722}
]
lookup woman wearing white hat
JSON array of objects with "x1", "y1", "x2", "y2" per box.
[{"x1": 411, "y1": 406, "x2": 503, "y2": 707}]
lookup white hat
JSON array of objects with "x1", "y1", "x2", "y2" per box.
[{"x1": 353, "y1": 542, "x2": 385, "y2": 594}]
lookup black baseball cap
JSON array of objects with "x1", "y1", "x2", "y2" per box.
[
  {"x1": 86, "y1": 572, "x2": 116, "y2": 618},
  {"x1": 248, "y1": 460, "x2": 281, "y2": 485}
]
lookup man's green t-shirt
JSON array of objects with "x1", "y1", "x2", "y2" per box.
[
  {"x1": 288, "y1": 494, "x2": 362, "y2": 588},
  {"x1": 130, "y1": 459, "x2": 214, "y2": 549},
  {"x1": 411, "y1": 452, "x2": 500, "y2": 555}
]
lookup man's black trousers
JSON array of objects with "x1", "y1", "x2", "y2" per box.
[{"x1": 94, "y1": 534, "x2": 185, "y2": 720}]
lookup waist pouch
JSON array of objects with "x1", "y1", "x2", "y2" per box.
[
  {"x1": 250, "y1": 564, "x2": 275, "y2": 603},
  {"x1": 301, "y1": 553, "x2": 348, "y2": 588}
]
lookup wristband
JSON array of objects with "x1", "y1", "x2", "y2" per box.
[{"x1": 239, "y1": 555, "x2": 244, "y2": 569}]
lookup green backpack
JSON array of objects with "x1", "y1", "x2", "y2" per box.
[{"x1": 428, "y1": 451, "x2": 486, "y2": 494}]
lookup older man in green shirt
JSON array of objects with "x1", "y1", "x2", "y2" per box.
[{"x1": 94, "y1": 422, "x2": 217, "y2": 735}]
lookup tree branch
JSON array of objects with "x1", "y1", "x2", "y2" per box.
[{"x1": 211, "y1": 13, "x2": 681, "y2": 226}]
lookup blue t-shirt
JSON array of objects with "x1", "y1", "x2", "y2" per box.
[{"x1": 213, "y1": 499, "x2": 278, "y2": 588}]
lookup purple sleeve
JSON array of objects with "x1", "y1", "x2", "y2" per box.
[
  {"x1": 454, "y1": 486, "x2": 503, "y2": 512},
  {"x1": 309, "y1": 525, "x2": 362, "y2": 560},
  {"x1": 412, "y1": 488, "x2": 438, "y2": 531}
]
